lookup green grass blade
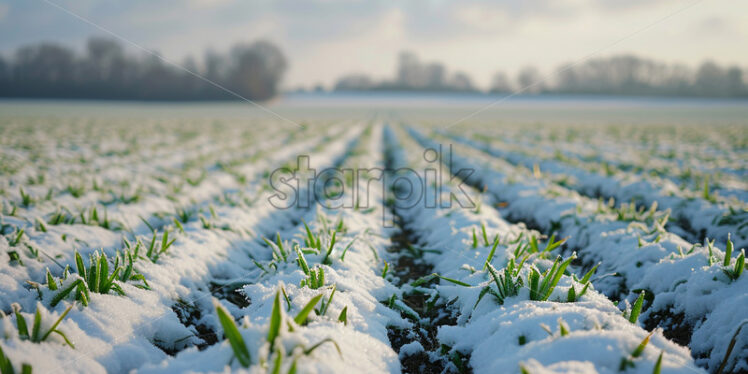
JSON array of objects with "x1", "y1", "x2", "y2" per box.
[
  {"x1": 281, "y1": 286, "x2": 292, "y2": 312},
  {"x1": 483, "y1": 237, "x2": 500, "y2": 269},
  {"x1": 629, "y1": 291, "x2": 645, "y2": 324},
  {"x1": 653, "y1": 351, "x2": 663, "y2": 374},
  {"x1": 294, "y1": 294, "x2": 323, "y2": 325},
  {"x1": 529, "y1": 268, "x2": 540, "y2": 300},
  {"x1": 302, "y1": 219, "x2": 316, "y2": 249},
  {"x1": 13, "y1": 306, "x2": 29, "y2": 340},
  {"x1": 543, "y1": 255, "x2": 575, "y2": 300},
  {"x1": 87, "y1": 255, "x2": 98, "y2": 293},
  {"x1": 338, "y1": 306, "x2": 348, "y2": 325},
  {"x1": 46, "y1": 270, "x2": 57, "y2": 291},
  {"x1": 214, "y1": 302, "x2": 251, "y2": 368},
  {"x1": 98, "y1": 255, "x2": 109, "y2": 292},
  {"x1": 74, "y1": 252, "x2": 86, "y2": 282},
  {"x1": 632, "y1": 331, "x2": 654, "y2": 358},
  {"x1": 295, "y1": 247, "x2": 310, "y2": 275},
  {"x1": 339, "y1": 238, "x2": 357, "y2": 261},
  {"x1": 724, "y1": 234, "x2": 733, "y2": 266},
  {"x1": 51, "y1": 329, "x2": 75, "y2": 349},
  {"x1": 580, "y1": 262, "x2": 600, "y2": 284},
  {"x1": 322, "y1": 230, "x2": 337, "y2": 265},
  {"x1": 51, "y1": 279, "x2": 83, "y2": 307},
  {"x1": 320, "y1": 285, "x2": 336, "y2": 316},
  {"x1": 0, "y1": 345, "x2": 15, "y2": 374},
  {"x1": 303, "y1": 338, "x2": 342, "y2": 357},
  {"x1": 41, "y1": 303, "x2": 74, "y2": 342},
  {"x1": 268, "y1": 292, "x2": 283, "y2": 347},
  {"x1": 30, "y1": 309, "x2": 42, "y2": 342},
  {"x1": 271, "y1": 348, "x2": 283, "y2": 374}
]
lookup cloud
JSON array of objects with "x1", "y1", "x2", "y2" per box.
[
  {"x1": 696, "y1": 16, "x2": 734, "y2": 35},
  {"x1": 454, "y1": 5, "x2": 513, "y2": 32},
  {"x1": 0, "y1": 3, "x2": 9, "y2": 21},
  {"x1": 0, "y1": 0, "x2": 745, "y2": 88}
]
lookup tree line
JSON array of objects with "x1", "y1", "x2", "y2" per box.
[
  {"x1": 0, "y1": 37, "x2": 287, "y2": 101},
  {"x1": 335, "y1": 52, "x2": 748, "y2": 98}
]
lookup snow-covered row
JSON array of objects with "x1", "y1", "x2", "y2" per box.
[
  {"x1": 411, "y1": 126, "x2": 747, "y2": 373},
  {"x1": 0, "y1": 122, "x2": 343, "y2": 313},
  {"x1": 442, "y1": 130, "x2": 747, "y2": 249},
  {"x1": 536, "y1": 137, "x2": 747, "y2": 202},
  {"x1": 1, "y1": 119, "x2": 262, "y2": 205},
  {"x1": 1, "y1": 122, "x2": 342, "y2": 233},
  {"x1": 386, "y1": 125, "x2": 703, "y2": 373},
  {"x1": 140, "y1": 124, "x2": 408, "y2": 373},
  {"x1": 462, "y1": 122, "x2": 746, "y2": 183},
  {"x1": 0, "y1": 124, "x2": 363, "y2": 373}
]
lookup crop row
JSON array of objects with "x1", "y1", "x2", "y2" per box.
[
  {"x1": 0, "y1": 121, "x2": 362, "y2": 372},
  {"x1": 442, "y1": 130, "x2": 747, "y2": 250},
  {"x1": 410, "y1": 126, "x2": 746, "y2": 373}
]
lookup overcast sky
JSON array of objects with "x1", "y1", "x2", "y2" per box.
[{"x1": 1, "y1": 0, "x2": 746, "y2": 90}]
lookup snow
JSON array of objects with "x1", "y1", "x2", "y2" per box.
[{"x1": 0, "y1": 115, "x2": 743, "y2": 373}]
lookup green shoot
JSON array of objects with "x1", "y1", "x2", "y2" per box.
[
  {"x1": 295, "y1": 246, "x2": 310, "y2": 275},
  {"x1": 0, "y1": 345, "x2": 33, "y2": 374},
  {"x1": 723, "y1": 249, "x2": 745, "y2": 281},
  {"x1": 619, "y1": 331, "x2": 654, "y2": 371},
  {"x1": 703, "y1": 175, "x2": 711, "y2": 201},
  {"x1": 263, "y1": 234, "x2": 288, "y2": 263},
  {"x1": 626, "y1": 291, "x2": 645, "y2": 324},
  {"x1": 558, "y1": 319, "x2": 570, "y2": 337},
  {"x1": 281, "y1": 286, "x2": 292, "y2": 312},
  {"x1": 411, "y1": 273, "x2": 471, "y2": 287},
  {"x1": 302, "y1": 219, "x2": 318, "y2": 250},
  {"x1": 294, "y1": 294, "x2": 323, "y2": 325},
  {"x1": 567, "y1": 263, "x2": 597, "y2": 302},
  {"x1": 8, "y1": 229, "x2": 24, "y2": 246},
  {"x1": 145, "y1": 230, "x2": 176, "y2": 263},
  {"x1": 302, "y1": 338, "x2": 342, "y2": 357},
  {"x1": 49, "y1": 251, "x2": 133, "y2": 306},
  {"x1": 19, "y1": 188, "x2": 33, "y2": 207},
  {"x1": 173, "y1": 218, "x2": 185, "y2": 233},
  {"x1": 268, "y1": 292, "x2": 282, "y2": 349},
  {"x1": 321, "y1": 230, "x2": 337, "y2": 265},
  {"x1": 300, "y1": 267, "x2": 325, "y2": 289},
  {"x1": 114, "y1": 249, "x2": 149, "y2": 290},
  {"x1": 723, "y1": 234, "x2": 733, "y2": 266},
  {"x1": 653, "y1": 351, "x2": 663, "y2": 374},
  {"x1": 337, "y1": 306, "x2": 348, "y2": 325},
  {"x1": 338, "y1": 238, "x2": 357, "y2": 261},
  {"x1": 529, "y1": 254, "x2": 575, "y2": 301},
  {"x1": 12, "y1": 303, "x2": 75, "y2": 348},
  {"x1": 214, "y1": 301, "x2": 252, "y2": 368},
  {"x1": 483, "y1": 236, "x2": 501, "y2": 270},
  {"x1": 486, "y1": 263, "x2": 522, "y2": 305},
  {"x1": 318, "y1": 284, "x2": 336, "y2": 316}
]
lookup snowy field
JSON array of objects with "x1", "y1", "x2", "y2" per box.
[{"x1": 0, "y1": 99, "x2": 746, "y2": 373}]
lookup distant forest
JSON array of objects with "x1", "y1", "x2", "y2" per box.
[
  {"x1": 335, "y1": 52, "x2": 748, "y2": 98},
  {"x1": 0, "y1": 37, "x2": 287, "y2": 101},
  {"x1": 1, "y1": 38, "x2": 746, "y2": 100}
]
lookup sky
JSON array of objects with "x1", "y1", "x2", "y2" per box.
[{"x1": 0, "y1": 0, "x2": 746, "y2": 90}]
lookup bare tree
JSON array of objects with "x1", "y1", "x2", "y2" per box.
[
  {"x1": 1, "y1": 37, "x2": 289, "y2": 101},
  {"x1": 490, "y1": 71, "x2": 513, "y2": 93},
  {"x1": 517, "y1": 66, "x2": 544, "y2": 94}
]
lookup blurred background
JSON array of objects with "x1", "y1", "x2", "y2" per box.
[{"x1": 0, "y1": 0, "x2": 746, "y2": 104}]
